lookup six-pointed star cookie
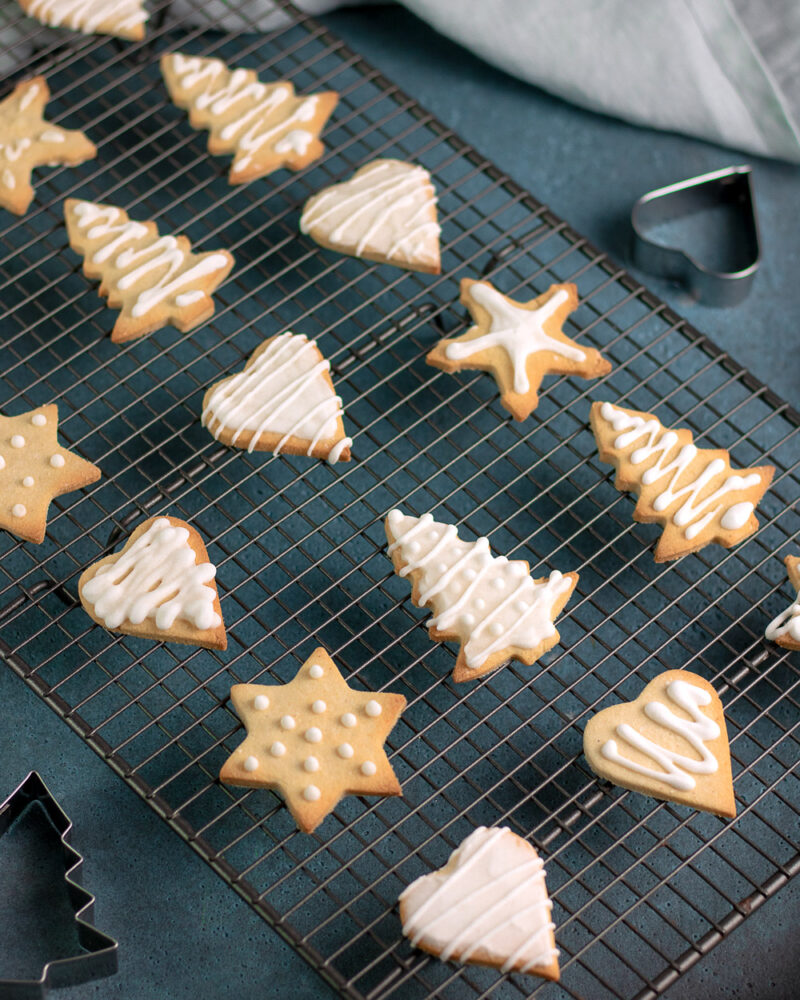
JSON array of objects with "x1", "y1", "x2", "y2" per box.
[
  {"x1": 427, "y1": 279, "x2": 612, "y2": 420},
  {"x1": 0, "y1": 76, "x2": 96, "y2": 215},
  {"x1": 220, "y1": 647, "x2": 406, "y2": 833},
  {"x1": 0, "y1": 404, "x2": 100, "y2": 543}
]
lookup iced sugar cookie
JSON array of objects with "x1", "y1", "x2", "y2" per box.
[
  {"x1": 17, "y1": 0, "x2": 148, "y2": 40},
  {"x1": 765, "y1": 555, "x2": 800, "y2": 651}
]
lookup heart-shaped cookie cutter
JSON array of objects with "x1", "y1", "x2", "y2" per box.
[{"x1": 631, "y1": 165, "x2": 760, "y2": 307}]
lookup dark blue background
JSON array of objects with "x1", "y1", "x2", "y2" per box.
[{"x1": 1, "y1": 6, "x2": 797, "y2": 998}]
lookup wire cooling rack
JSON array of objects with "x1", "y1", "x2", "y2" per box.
[{"x1": 0, "y1": 2, "x2": 798, "y2": 997}]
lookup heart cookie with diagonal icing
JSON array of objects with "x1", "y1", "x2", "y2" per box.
[
  {"x1": 300, "y1": 159, "x2": 441, "y2": 274},
  {"x1": 583, "y1": 669, "x2": 735, "y2": 817}
]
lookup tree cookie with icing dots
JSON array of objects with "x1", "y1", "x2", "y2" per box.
[
  {"x1": 219, "y1": 647, "x2": 406, "y2": 834},
  {"x1": 202, "y1": 331, "x2": 352, "y2": 464},
  {"x1": 161, "y1": 54, "x2": 338, "y2": 184},
  {"x1": 0, "y1": 404, "x2": 100, "y2": 544},
  {"x1": 0, "y1": 76, "x2": 96, "y2": 216},
  {"x1": 300, "y1": 159, "x2": 441, "y2": 274},
  {"x1": 400, "y1": 826, "x2": 560, "y2": 981},
  {"x1": 584, "y1": 669, "x2": 735, "y2": 818},
  {"x1": 78, "y1": 515, "x2": 226, "y2": 650},
  {"x1": 591, "y1": 400, "x2": 773, "y2": 562},
  {"x1": 765, "y1": 555, "x2": 800, "y2": 651},
  {"x1": 17, "y1": 0, "x2": 148, "y2": 40},
  {"x1": 427, "y1": 279, "x2": 611, "y2": 421},
  {"x1": 385, "y1": 509, "x2": 578, "y2": 683},
  {"x1": 64, "y1": 199, "x2": 234, "y2": 344}
]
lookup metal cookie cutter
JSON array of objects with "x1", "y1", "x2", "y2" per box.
[
  {"x1": 0, "y1": 772, "x2": 118, "y2": 998},
  {"x1": 631, "y1": 165, "x2": 760, "y2": 307}
]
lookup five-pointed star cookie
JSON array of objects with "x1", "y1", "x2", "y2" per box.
[
  {"x1": 426, "y1": 279, "x2": 612, "y2": 420},
  {"x1": 220, "y1": 647, "x2": 406, "y2": 833},
  {"x1": 0, "y1": 76, "x2": 96, "y2": 216},
  {"x1": 0, "y1": 404, "x2": 100, "y2": 543}
]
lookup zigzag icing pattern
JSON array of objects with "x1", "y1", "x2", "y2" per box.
[{"x1": 19, "y1": 0, "x2": 148, "y2": 39}]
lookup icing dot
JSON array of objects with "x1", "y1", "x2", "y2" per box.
[
  {"x1": 459, "y1": 613, "x2": 475, "y2": 628},
  {"x1": 340, "y1": 713, "x2": 357, "y2": 728},
  {"x1": 492, "y1": 577, "x2": 506, "y2": 590},
  {"x1": 10, "y1": 435, "x2": 25, "y2": 448},
  {"x1": 303, "y1": 785, "x2": 321, "y2": 802},
  {"x1": 12, "y1": 504, "x2": 26, "y2": 518},
  {"x1": 31, "y1": 414, "x2": 46, "y2": 426},
  {"x1": 22, "y1": 476, "x2": 34, "y2": 487},
  {"x1": 243, "y1": 755, "x2": 259, "y2": 772},
  {"x1": 304, "y1": 726, "x2": 322, "y2": 743},
  {"x1": 365, "y1": 700, "x2": 382, "y2": 718},
  {"x1": 514, "y1": 600, "x2": 528, "y2": 613},
  {"x1": 312, "y1": 699, "x2": 327, "y2": 715},
  {"x1": 490, "y1": 622, "x2": 504, "y2": 637},
  {"x1": 304, "y1": 756, "x2": 320, "y2": 772},
  {"x1": 0, "y1": 456, "x2": 4, "y2": 470},
  {"x1": 254, "y1": 694, "x2": 270, "y2": 711},
  {"x1": 474, "y1": 598, "x2": 486, "y2": 611},
  {"x1": 337, "y1": 743, "x2": 354, "y2": 759},
  {"x1": 270, "y1": 741, "x2": 286, "y2": 757},
  {"x1": 361, "y1": 761, "x2": 377, "y2": 776},
  {"x1": 309, "y1": 663, "x2": 324, "y2": 679},
  {"x1": 50, "y1": 454, "x2": 65, "y2": 468},
  {"x1": 462, "y1": 568, "x2": 477, "y2": 581},
  {"x1": 280, "y1": 715, "x2": 296, "y2": 730}
]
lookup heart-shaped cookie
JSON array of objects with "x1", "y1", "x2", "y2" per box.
[
  {"x1": 300, "y1": 159, "x2": 440, "y2": 274},
  {"x1": 584, "y1": 669, "x2": 735, "y2": 817},
  {"x1": 79, "y1": 515, "x2": 226, "y2": 649}
]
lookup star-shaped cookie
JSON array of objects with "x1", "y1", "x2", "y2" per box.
[
  {"x1": 0, "y1": 404, "x2": 100, "y2": 543},
  {"x1": 426, "y1": 279, "x2": 612, "y2": 420},
  {"x1": 220, "y1": 648, "x2": 406, "y2": 833},
  {"x1": 0, "y1": 76, "x2": 96, "y2": 216}
]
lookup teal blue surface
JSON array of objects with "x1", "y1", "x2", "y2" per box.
[{"x1": 0, "y1": 6, "x2": 797, "y2": 999}]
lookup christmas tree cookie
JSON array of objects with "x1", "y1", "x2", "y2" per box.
[
  {"x1": 64, "y1": 199, "x2": 234, "y2": 343},
  {"x1": 17, "y1": 0, "x2": 148, "y2": 40},
  {"x1": 765, "y1": 555, "x2": 800, "y2": 651},
  {"x1": 79, "y1": 516, "x2": 226, "y2": 650},
  {"x1": 300, "y1": 159, "x2": 441, "y2": 274},
  {"x1": 591, "y1": 401, "x2": 773, "y2": 562},
  {"x1": 202, "y1": 331, "x2": 352, "y2": 463},
  {"x1": 0, "y1": 76, "x2": 96, "y2": 216},
  {"x1": 385, "y1": 509, "x2": 577, "y2": 683},
  {"x1": 400, "y1": 826, "x2": 559, "y2": 980},
  {"x1": 427, "y1": 279, "x2": 611, "y2": 420},
  {"x1": 584, "y1": 669, "x2": 736, "y2": 818},
  {"x1": 161, "y1": 53, "x2": 338, "y2": 184}
]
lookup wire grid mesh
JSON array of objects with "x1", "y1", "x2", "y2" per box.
[{"x1": 0, "y1": 1, "x2": 798, "y2": 998}]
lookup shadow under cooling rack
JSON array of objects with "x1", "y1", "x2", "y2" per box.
[{"x1": 0, "y1": 2, "x2": 798, "y2": 999}]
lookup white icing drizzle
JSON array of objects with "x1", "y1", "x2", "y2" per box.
[
  {"x1": 81, "y1": 516, "x2": 221, "y2": 632},
  {"x1": 202, "y1": 331, "x2": 351, "y2": 463},
  {"x1": 68, "y1": 201, "x2": 230, "y2": 321},
  {"x1": 765, "y1": 567, "x2": 800, "y2": 645},
  {"x1": 400, "y1": 827, "x2": 557, "y2": 973},
  {"x1": 599, "y1": 402, "x2": 762, "y2": 541},
  {"x1": 21, "y1": 0, "x2": 148, "y2": 36},
  {"x1": 163, "y1": 55, "x2": 323, "y2": 174},
  {"x1": 387, "y1": 509, "x2": 572, "y2": 671},
  {"x1": 446, "y1": 283, "x2": 581, "y2": 394},
  {"x1": 300, "y1": 160, "x2": 440, "y2": 269},
  {"x1": 600, "y1": 679, "x2": 720, "y2": 791}
]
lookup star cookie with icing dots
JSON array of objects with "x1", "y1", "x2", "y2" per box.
[
  {"x1": 220, "y1": 647, "x2": 406, "y2": 833},
  {"x1": 0, "y1": 76, "x2": 96, "y2": 216},
  {"x1": 0, "y1": 404, "x2": 100, "y2": 543},
  {"x1": 427, "y1": 279, "x2": 612, "y2": 420}
]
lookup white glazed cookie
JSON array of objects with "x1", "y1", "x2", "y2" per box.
[
  {"x1": 17, "y1": 0, "x2": 148, "y2": 40},
  {"x1": 591, "y1": 401, "x2": 773, "y2": 562},
  {"x1": 161, "y1": 53, "x2": 338, "y2": 184},
  {"x1": 202, "y1": 331, "x2": 352, "y2": 463},
  {"x1": 583, "y1": 669, "x2": 735, "y2": 817},
  {"x1": 0, "y1": 404, "x2": 100, "y2": 544},
  {"x1": 219, "y1": 647, "x2": 406, "y2": 833},
  {"x1": 64, "y1": 199, "x2": 234, "y2": 344},
  {"x1": 300, "y1": 159, "x2": 441, "y2": 274},
  {"x1": 78, "y1": 515, "x2": 226, "y2": 650},
  {"x1": 385, "y1": 509, "x2": 578, "y2": 683},
  {"x1": 0, "y1": 76, "x2": 96, "y2": 216},
  {"x1": 399, "y1": 826, "x2": 559, "y2": 981},
  {"x1": 427, "y1": 279, "x2": 611, "y2": 421},
  {"x1": 765, "y1": 555, "x2": 800, "y2": 651}
]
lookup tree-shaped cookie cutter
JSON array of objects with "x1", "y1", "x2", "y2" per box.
[{"x1": 0, "y1": 772, "x2": 118, "y2": 998}]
